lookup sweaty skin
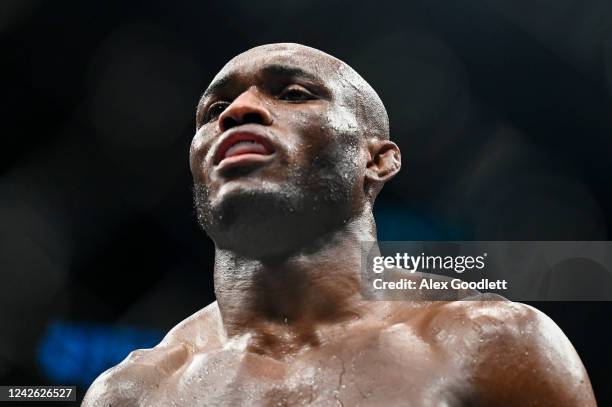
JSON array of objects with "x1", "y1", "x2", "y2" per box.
[{"x1": 83, "y1": 43, "x2": 596, "y2": 406}]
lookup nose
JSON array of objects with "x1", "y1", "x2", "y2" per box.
[{"x1": 218, "y1": 87, "x2": 273, "y2": 132}]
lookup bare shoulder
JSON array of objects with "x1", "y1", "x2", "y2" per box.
[
  {"x1": 427, "y1": 296, "x2": 596, "y2": 406},
  {"x1": 82, "y1": 302, "x2": 223, "y2": 407},
  {"x1": 160, "y1": 300, "x2": 224, "y2": 349},
  {"x1": 428, "y1": 293, "x2": 537, "y2": 336}
]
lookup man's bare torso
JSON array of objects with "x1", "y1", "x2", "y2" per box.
[{"x1": 83, "y1": 295, "x2": 593, "y2": 406}]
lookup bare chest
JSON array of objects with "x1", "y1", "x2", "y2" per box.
[{"x1": 153, "y1": 326, "x2": 470, "y2": 406}]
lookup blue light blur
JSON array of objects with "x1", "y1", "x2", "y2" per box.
[
  {"x1": 374, "y1": 201, "x2": 464, "y2": 241},
  {"x1": 37, "y1": 320, "x2": 163, "y2": 387}
]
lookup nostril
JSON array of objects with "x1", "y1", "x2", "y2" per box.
[
  {"x1": 221, "y1": 112, "x2": 265, "y2": 131},
  {"x1": 220, "y1": 116, "x2": 238, "y2": 131},
  {"x1": 242, "y1": 112, "x2": 265, "y2": 125}
]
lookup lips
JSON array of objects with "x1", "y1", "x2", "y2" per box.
[
  {"x1": 224, "y1": 139, "x2": 269, "y2": 159},
  {"x1": 214, "y1": 130, "x2": 275, "y2": 167}
]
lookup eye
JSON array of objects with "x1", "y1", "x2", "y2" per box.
[
  {"x1": 279, "y1": 84, "x2": 316, "y2": 102},
  {"x1": 204, "y1": 101, "x2": 230, "y2": 123}
]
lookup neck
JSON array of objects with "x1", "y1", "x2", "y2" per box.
[{"x1": 213, "y1": 208, "x2": 377, "y2": 355}]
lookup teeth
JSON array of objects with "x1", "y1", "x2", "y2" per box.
[
  {"x1": 229, "y1": 140, "x2": 259, "y2": 150},
  {"x1": 223, "y1": 139, "x2": 268, "y2": 159}
]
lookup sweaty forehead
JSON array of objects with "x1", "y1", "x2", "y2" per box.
[
  {"x1": 238, "y1": 44, "x2": 341, "y2": 69},
  {"x1": 208, "y1": 44, "x2": 351, "y2": 94}
]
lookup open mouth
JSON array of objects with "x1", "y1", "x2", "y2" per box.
[
  {"x1": 215, "y1": 131, "x2": 275, "y2": 169},
  {"x1": 224, "y1": 139, "x2": 269, "y2": 159}
]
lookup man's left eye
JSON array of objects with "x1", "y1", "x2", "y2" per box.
[{"x1": 279, "y1": 85, "x2": 316, "y2": 101}]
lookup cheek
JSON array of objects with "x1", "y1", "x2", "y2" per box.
[
  {"x1": 321, "y1": 110, "x2": 369, "y2": 193},
  {"x1": 321, "y1": 106, "x2": 366, "y2": 166},
  {"x1": 295, "y1": 110, "x2": 367, "y2": 179},
  {"x1": 189, "y1": 130, "x2": 211, "y2": 181},
  {"x1": 326, "y1": 105, "x2": 360, "y2": 137},
  {"x1": 293, "y1": 104, "x2": 361, "y2": 148}
]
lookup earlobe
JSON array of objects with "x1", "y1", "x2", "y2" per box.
[{"x1": 365, "y1": 139, "x2": 401, "y2": 182}]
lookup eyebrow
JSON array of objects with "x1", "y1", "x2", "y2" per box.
[
  {"x1": 260, "y1": 64, "x2": 320, "y2": 82},
  {"x1": 202, "y1": 63, "x2": 323, "y2": 100},
  {"x1": 202, "y1": 75, "x2": 234, "y2": 99}
]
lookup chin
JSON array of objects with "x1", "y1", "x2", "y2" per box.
[
  {"x1": 213, "y1": 177, "x2": 285, "y2": 205},
  {"x1": 194, "y1": 170, "x2": 358, "y2": 258},
  {"x1": 197, "y1": 185, "x2": 306, "y2": 258}
]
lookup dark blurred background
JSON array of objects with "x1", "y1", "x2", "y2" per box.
[{"x1": 2, "y1": 0, "x2": 612, "y2": 404}]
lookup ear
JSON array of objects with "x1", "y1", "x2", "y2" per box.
[{"x1": 365, "y1": 139, "x2": 401, "y2": 183}]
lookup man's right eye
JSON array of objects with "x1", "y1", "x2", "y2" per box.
[{"x1": 204, "y1": 101, "x2": 230, "y2": 123}]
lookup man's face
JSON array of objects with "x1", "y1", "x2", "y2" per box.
[{"x1": 190, "y1": 44, "x2": 370, "y2": 258}]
